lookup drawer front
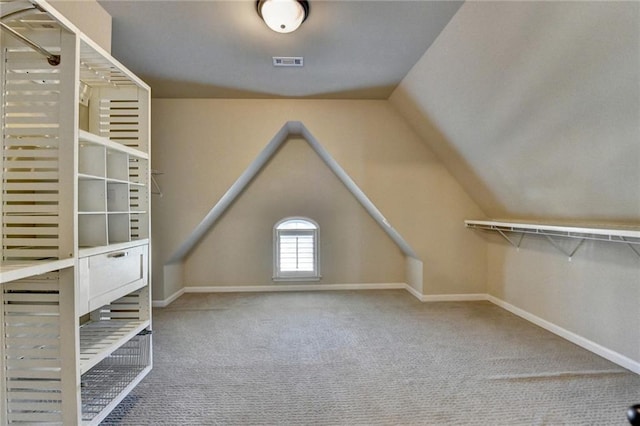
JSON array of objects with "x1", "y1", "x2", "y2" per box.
[{"x1": 79, "y1": 244, "x2": 148, "y2": 313}]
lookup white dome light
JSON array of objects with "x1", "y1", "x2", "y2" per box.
[{"x1": 257, "y1": 0, "x2": 309, "y2": 34}]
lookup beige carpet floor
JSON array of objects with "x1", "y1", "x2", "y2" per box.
[{"x1": 102, "y1": 290, "x2": 640, "y2": 425}]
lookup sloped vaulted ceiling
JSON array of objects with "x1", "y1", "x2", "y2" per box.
[{"x1": 390, "y1": 1, "x2": 640, "y2": 224}]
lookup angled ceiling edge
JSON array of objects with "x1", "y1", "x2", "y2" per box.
[{"x1": 167, "y1": 121, "x2": 419, "y2": 264}]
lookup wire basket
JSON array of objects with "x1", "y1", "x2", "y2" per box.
[{"x1": 81, "y1": 330, "x2": 151, "y2": 422}]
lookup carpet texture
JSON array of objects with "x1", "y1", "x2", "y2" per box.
[{"x1": 102, "y1": 290, "x2": 640, "y2": 425}]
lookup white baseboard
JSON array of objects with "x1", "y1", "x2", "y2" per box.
[
  {"x1": 152, "y1": 283, "x2": 408, "y2": 306},
  {"x1": 403, "y1": 284, "x2": 424, "y2": 301},
  {"x1": 152, "y1": 288, "x2": 185, "y2": 308},
  {"x1": 486, "y1": 294, "x2": 640, "y2": 375},
  {"x1": 183, "y1": 282, "x2": 407, "y2": 294},
  {"x1": 153, "y1": 283, "x2": 482, "y2": 304},
  {"x1": 420, "y1": 293, "x2": 488, "y2": 302},
  {"x1": 404, "y1": 285, "x2": 487, "y2": 302}
]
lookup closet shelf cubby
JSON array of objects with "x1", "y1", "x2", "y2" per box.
[{"x1": 77, "y1": 130, "x2": 150, "y2": 249}]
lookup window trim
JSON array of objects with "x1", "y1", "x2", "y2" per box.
[{"x1": 273, "y1": 217, "x2": 320, "y2": 281}]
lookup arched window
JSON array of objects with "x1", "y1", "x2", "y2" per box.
[{"x1": 273, "y1": 217, "x2": 320, "y2": 281}]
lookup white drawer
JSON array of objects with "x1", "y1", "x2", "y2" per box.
[{"x1": 78, "y1": 244, "x2": 148, "y2": 315}]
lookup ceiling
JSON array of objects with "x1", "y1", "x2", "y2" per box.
[
  {"x1": 391, "y1": 1, "x2": 640, "y2": 223},
  {"x1": 97, "y1": 0, "x2": 463, "y2": 99}
]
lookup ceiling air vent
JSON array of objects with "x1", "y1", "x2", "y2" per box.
[{"x1": 273, "y1": 57, "x2": 304, "y2": 67}]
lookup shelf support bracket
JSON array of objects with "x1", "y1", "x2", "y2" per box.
[
  {"x1": 544, "y1": 235, "x2": 585, "y2": 261},
  {"x1": 496, "y1": 228, "x2": 524, "y2": 250},
  {"x1": 150, "y1": 170, "x2": 163, "y2": 197},
  {"x1": 621, "y1": 237, "x2": 640, "y2": 259}
]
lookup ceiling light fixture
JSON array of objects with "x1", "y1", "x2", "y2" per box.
[{"x1": 257, "y1": 0, "x2": 309, "y2": 34}]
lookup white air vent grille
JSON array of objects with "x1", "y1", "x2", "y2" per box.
[{"x1": 273, "y1": 57, "x2": 303, "y2": 67}]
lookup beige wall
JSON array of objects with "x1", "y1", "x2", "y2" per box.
[
  {"x1": 185, "y1": 137, "x2": 405, "y2": 286},
  {"x1": 390, "y1": 1, "x2": 640, "y2": 364},
  {"x1": 488, "y1": 237, "x2": 640, "y2": 363},
  {"x1": 47, "y1": 0, "x2": 112, "y2": 53},
  {"x1": 151, "y1": 99, "x2": 486, "y2": 300}
]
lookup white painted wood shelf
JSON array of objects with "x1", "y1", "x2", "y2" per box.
[
  {"x1": 0, "y1": 259, "x2": 75, "y2": 284},
  {"x1": 465, "y1": 220, "x2": 640, "y2": 259}
]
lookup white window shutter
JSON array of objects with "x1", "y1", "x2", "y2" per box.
[{"x1": 274, "y1": 218, "x2": 319, "y2": 280}]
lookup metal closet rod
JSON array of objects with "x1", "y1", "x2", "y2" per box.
[{"x1": 0, "y1": 4, "x2": 61, "y2": 66}]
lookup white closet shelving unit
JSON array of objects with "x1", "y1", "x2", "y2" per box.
[
  {"x1": 465, "y1": 220, "x2": 640, "y2": 259},
  {"x1": 1, "y1": 1, "x2": 152, "y2": 424}
]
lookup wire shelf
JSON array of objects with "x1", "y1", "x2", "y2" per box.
[{"x1": 465, "y1": 219, "x2": 640, "y2": 259}]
